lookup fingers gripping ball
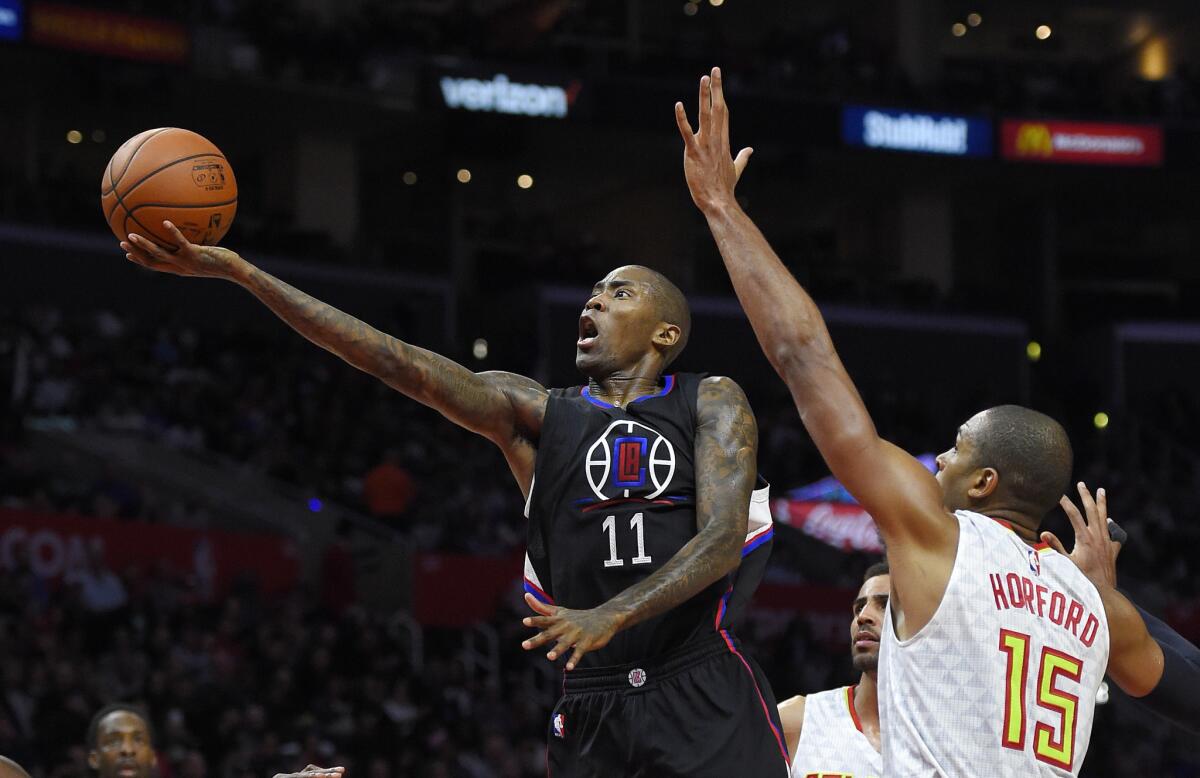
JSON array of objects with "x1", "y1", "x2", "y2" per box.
[{"x1": 101, "y1": 128, "x2": 237, "y2": 250}]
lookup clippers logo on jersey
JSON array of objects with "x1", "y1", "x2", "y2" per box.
[{"x1": 585, "y1": 420, "x2": 676, "y2": 500}]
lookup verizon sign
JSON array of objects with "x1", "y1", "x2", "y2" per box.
[
  {"x1": 1001, "y1": 119, "x2": 1163, "y2": 166},
  {"x1": 439, "y1": 73, "x2": 578, "y2": 119}
]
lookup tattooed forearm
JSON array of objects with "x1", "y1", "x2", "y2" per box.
[
  {"x1": 601, "y1": 376, "x2": 757, "y2": 630},
  {"x1": 232, "y1": 264, "x2": 547, "y2": 442}
]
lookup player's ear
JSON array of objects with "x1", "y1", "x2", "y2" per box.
[
  {"x1": 653, "y1": 322, "x2": 681, "y2": 351},
  {"x1": 88, "y1": 751, "x2": 100, "y2": 771},
  {"x1": 968, "y1": 467, "x2": 999, "y2": 500}
]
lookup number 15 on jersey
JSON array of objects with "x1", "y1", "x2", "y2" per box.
[{"x1": 998, "y1": 629, "x2": 1084, "y2": 770}]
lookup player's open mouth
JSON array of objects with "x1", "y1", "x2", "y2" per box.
[{"x1": 578, "y1": 315, "x2": 600, "y2": 349}]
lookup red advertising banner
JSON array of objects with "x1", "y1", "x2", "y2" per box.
[
  {"x1": 0, "y1": 509, "x2": 300, "y2": 598},
  {"x1": 29, "y1": 2, "x2": 189, "y2": 64},
  {"x1": 412, "y1": 551, "x2": 523, "y2": 627},
  {"x1": 1001, "y1": 119, "x2": 1163, "y2": 166},
  {"x1": 772, "y1": 499, "x2": 883, "y2": 553}
]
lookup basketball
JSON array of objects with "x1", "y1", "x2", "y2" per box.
[{"x1": 100, "y1": 128, "x2": 238, "y2": 250}]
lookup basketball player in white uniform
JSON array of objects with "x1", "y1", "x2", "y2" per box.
[
  {"x1": 676, "y1": 66, "x2": 1166, "y2": 776},
  {"x1": 779, "y1": 562, "x2": 887, "y2": 778}
]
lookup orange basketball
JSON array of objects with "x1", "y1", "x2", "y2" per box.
[{"x1": 101, "y1": 128, "x2": 238, "y2": 250}]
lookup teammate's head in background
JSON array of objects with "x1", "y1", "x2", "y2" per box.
[
  {"x1": 0, "y1": 756, "x2": 31, "y2": 778},
  {"x1": 935, "y1": 405, "x2": 1073, "y2": 529},
  {"x1": 87, "y1": 704, "x2": 156, "y2": 778},
  {"x1": 577, "y1": 265, "x2": 691, "y2": 377},
  {"x1": 851, "y1": 561, "x2": 889, "y2": 674}
]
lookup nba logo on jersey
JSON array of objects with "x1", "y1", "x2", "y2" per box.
[
  {"x1": 552, "y1": 713, "x2": 566, "y2": 738},
  {"x1": 1027, "y1": 545, "x2": 1042, "y2": 576},
  {"x1": 585, "y1": 420, "x2": 676, "y2": 499}
]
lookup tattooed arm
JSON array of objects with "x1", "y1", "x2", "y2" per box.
[
  {"x1": 120, "y1": 223, "x2": 546, "y2": 490},
  {"x1": 521, "y1": 376, "x2": 756, "y2": 669}
]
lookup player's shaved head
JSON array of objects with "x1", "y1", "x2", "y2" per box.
[
  {"x1": 622, "y1": 265, "x2": 691, "y2": 366},
  {"x1": 968, "y1": 405, "x2": 1073, "y2": 518},
  {"x1": 0, "y1": 756, "x2": 31, "y2": 778}
]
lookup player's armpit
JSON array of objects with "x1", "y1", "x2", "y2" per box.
[
  {"x1": 777, "y1": 694, "x2": 806, "y2": 760},
  {"x1": 1102, "y1": 586, "x2": 1166, "y2": 698}
]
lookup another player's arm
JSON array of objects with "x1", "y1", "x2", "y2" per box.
[
  {"x1": 1047, "y1": 487, "x2": 1164, "y2": 697},
  {"x1": 121, "y1": 224, "x2": 546, "y2": 483},
  {"x1": 522, "y1": 376, "x2": 756, "y2": 669},
  {"x1": 675, "y1": 69, "x2": 954, "y2": 626},
  {"x1": 777, "y1": 694, "x2": 806, "y2": 760}
]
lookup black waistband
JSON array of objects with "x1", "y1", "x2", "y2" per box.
[{"x1": 562, "y1": 631, "x2": 735, "y2": 694}]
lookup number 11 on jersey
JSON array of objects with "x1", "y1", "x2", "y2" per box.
[{"x1": 602, "y1": 512, "x2": 652, "y2": 568}]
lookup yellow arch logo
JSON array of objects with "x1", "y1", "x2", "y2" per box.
[{"x1": 1015, "y1": 123, "x2": 1053, "y2": 156}]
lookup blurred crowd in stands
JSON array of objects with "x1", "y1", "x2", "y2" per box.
[{"x1": 2, "y1": 304, "x2": 1200, "y2": 775}]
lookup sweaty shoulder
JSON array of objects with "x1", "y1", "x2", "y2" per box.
[
  {"x1": 778, "y1": 694, "x2": 807, "y2": 758},
  {"x1": 696, "y1": 375, "x2": 752, "y2": 414}
]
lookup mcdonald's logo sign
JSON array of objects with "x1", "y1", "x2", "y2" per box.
[
  {"x1": 1013, "y1": 123, "x2": 1053, "y2": 157},
  {"x1": 1001, "y1": 118, "x2": 1162, "y2": 166}
]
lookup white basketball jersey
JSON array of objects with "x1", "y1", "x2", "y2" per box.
[
  {"x1": 879, "y1": 510, "x2": 1109, "y2": 777},
  {"x1": 791, "y1": 686, "x2": 882, "y2": 778}
]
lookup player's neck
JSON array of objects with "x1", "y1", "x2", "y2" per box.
[
  {"x1": 588, "y1": 371, "x2": 664, "y2": 407},
  {"x1": 855, "y1": 671, "x2": 881, "y2": 747},
  {"x1": 980, "y1": 507, "x2": 1041, "y2": 543}
]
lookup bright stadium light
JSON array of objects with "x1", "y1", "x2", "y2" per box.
[
  {"x1": 66, "y1": 130, "x2": 82, "y2": 144},
  {"x1": 1026, "y1": 341, "x2": 1042, "y2": 362},
  {"x1": 951, "y1": 22, "x2": 967, "y2": 37},
  {"x1": 456, "y1": 168, "x2": 472, "y2": 183},
  {"x1": 1093, "y1": 412, "x2": 1110, "y2": 430},
  {"x1": 473, "y1": 338, "x2": 489, "y2": 360},
  {"x1": 967, "y1": 12, "x2": 982, "y2": 27},
  {"x1": 517, "y1": 174, "x2": 534, "y2": 189},
  {"x1": 1036, "y1": 25, "x2": 1052, "y2": 40}
]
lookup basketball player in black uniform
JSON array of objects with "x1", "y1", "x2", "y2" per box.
[{"x1": 120, "y1": 227, "x2": 790, "y2": 776}]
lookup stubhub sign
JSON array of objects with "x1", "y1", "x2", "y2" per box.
[
  {"x1": 843, "y1": 105, "x2": 992, "y2": 157},
  {"x1": 0, "y1": 0, "x2": 21, "y2": 41}
]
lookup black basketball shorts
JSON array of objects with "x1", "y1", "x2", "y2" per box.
[{"x1": 545, "y1": 631, "x2": 791, "y2": 777}]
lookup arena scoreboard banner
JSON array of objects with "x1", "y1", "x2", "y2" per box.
[
  {"x1": 842, "y1": 105, "x2": 993, "y2": 157},
  {"x1": 1001, "y1": 118, "x2": 1163, "y2": 166},
  {"x1": 29, "y1": 1, "x2": 189, "y2": 64},
  {"x1": 0, "y1": 0, "x2": 21, "y2": 41},
  {"x1": 0, "y1": 508, "x2": 300, "y2": 597}
]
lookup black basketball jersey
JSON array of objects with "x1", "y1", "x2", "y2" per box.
[{"x1": 523, "y1": 372, "x2": 774, "y2": 668}]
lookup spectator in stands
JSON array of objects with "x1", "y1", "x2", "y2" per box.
[{"x1": 361, "y1": 449, "x2": 417, "y2": 528}]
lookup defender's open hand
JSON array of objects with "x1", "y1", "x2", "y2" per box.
[
  {"x1": 1042, "y1": 482, "x2": 1122, "y2": 590},
  {"x1": 675, "y1": 67, "x2": 753, "y2": 212}
]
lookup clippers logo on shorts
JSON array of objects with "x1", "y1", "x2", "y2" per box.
[
  {"x1": 628, "y1": 668, "x2": 647, "y2": 687},
  {"x1": 552, "y1": 712, "x2": 566, "y2": 738},
  {"x1": 585, "y1": 420, "x2": 676, "y2": 500}
]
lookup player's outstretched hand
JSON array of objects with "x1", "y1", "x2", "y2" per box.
[
  {"x1": 521, "y1": 593, "x2": 623, "y2": 672},
  {"x1": 272, "y1": 765, "x2": 345, "y2": 778},
  {"x1": 675, "y1": 66, "x2": 753, "y2": 213},
  {"x1": 121, "y1": 220, "x2": 247, "y2": 280},
  {"x1": 1041, "y1": 482, "x2": 1122, "y2": 590}
]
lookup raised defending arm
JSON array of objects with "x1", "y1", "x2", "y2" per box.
[
  {"x1": 121, "y1": 223, "x2": 546, "y2": 487},
  {"x1": 675, "y1": 69, "x2": 955, "y2": 632}
]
